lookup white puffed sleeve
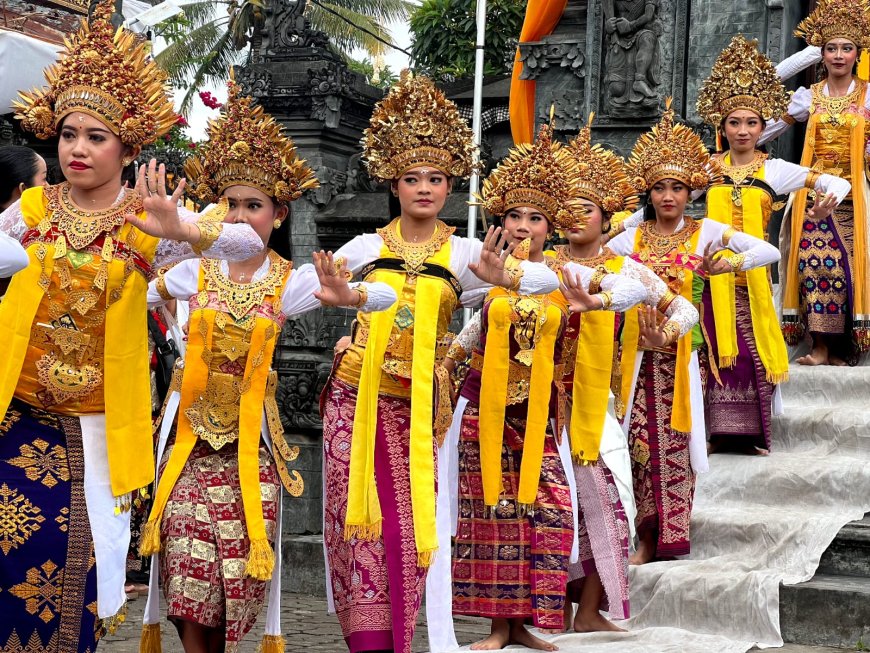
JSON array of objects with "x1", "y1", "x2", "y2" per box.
[
  {"x1": 152, "y1": 205, "x2": 264, "y2": 269},
  {"x1": 279, "y1": 264, "x2": 397, "y2": 316},
  {"x1": 776, "y1": 45, "x2": 821, "y2": 82},
  {"x1": 0, "y1": 230, "x2": 28, "y2": 277},
  {"x1": 620, "y1": 257, "x2": 698, "y2": 337},
  {"x1": 0, "y1": 199, "x2": 27, "y2": 241},
  {"x1": 147, "y1": 257, "x2": 199, "y2": 307},
  {"x1": 604, "y1": 228, "x2": 636, "y2": 257},
  {"x1": 701, "y1": 220, "x2": 781, "y2": 271},
  {"x1": 332, "y1": 232, "x2": 386, "y2": 275},
  {"x1": 765, "y1": 158, "x2": 851, "y2": 201},
  {"x1": 561, "y1": 261, "x2": 645, "y2": 312},
  {"x1": 760, "y1": 86, "x2": 811, "y2": 145},
  {"x1": 451, "y1": 236, "x2": 560, "y2": 298}
]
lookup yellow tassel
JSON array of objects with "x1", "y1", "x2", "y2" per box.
[
  {"x1": 343, "y1": 521, "x2": 382, "y2": 542},
  {"x1": 245, "y1": 537, "x2": 275, "y2": 580},
  {"x1": 719, "y1": 355, "x2": 736, "y2": 369},
  {"x1": 258, "y1": 634, "x2": 286, "y2": 653},
  {"x1": 417, "y1": 549, "x2": 436, "y2": 568},
  {"x1": 139, "y1": 623, "x2": 163, "y2": 653},
  {"x1": 767, "y1": 371, "x2": 789, "y2": 384},
  {"x1": 138, "y1": 519, "x2": 162, "y2": 556}
]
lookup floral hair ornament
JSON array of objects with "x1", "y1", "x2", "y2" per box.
[
  {"x1": 184, "y1": 72, "x2": 319, "y2": 205},
  {"x1": 14, "y1": 0, "x2": 175, "y2": 146},
  {"x1": 361, "y1": 70, "x2": 477, "y2": 181}
]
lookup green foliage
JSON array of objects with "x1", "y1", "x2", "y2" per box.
[
  {"x1": 410, "y1": 0, "x2": 524, "y2": 79},
  {"x1": 346, "y1": 57, "x2": 399, "y2": 89},
  {"x1": 306, "y1": 0, "x2": 412, "y2": 56}
]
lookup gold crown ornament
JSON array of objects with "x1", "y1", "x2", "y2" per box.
[
  {"x1": 567, "y1": 113, "x2": 639, "y2": 215},
  {"x1": 361, "y1": 70, "x2": 477, "y2": 181},
  {"x1": 697, "y1": 35, "x2": 791, "y2": 126},
  {"x1": 795, "y1": 0, "x2": 870, "y2": 49},
  {"x1": 14, "y1": 0, "x2": 175, "y2": 146},
  {"x1": 480, "y1": 123, "x2": 586, "y2": 232},
  {"x1": 184, "y1": 77, "x2": 319, "y2": 205},
  {"x1": 627, "y1": 98, "x2": 723, "y2": 192}
]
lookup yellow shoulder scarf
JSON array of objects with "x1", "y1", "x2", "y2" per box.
[
  {"x1": 345, "y1": 221, "x2": 451, "y2": 567},
  {"x1": 0, "y1": 185, "x2": 157, "y2": 497},
  {"x1": 784, "y1": 80, "x2": 870, "y2": 346},
  {"x1": 141, "y1": 253, "x2": 292, "y2": 580},
  {"x1": 619, "y1": 225, "x2": 700, "y2": 436},
  {"x1": 569, "y1": 256, "x2": 624, "y2": 464},
  {"x1": 707, "y1": 154, "x2": 788, "y2": 383},
  {"x1": 478, "y1": 287, "x2": 567, "y2": 511}
]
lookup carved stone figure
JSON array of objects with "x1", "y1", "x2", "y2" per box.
[{"x1": 603, "y1": 0, "x2": 661, "y2": 112}]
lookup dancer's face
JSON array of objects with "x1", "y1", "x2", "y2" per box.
[
  {"x1": 393, "y1": 166, "x2": 451, "y2": 221},
  {"x1": 58, "y1": 112, "x2": 136, "y2": 190},
  {"x1": 823, "y1": 38, "x2": 858, "y2": 79},
  {"x1": 502, "y1": 205, "x2": 552, "y2": 260},
  {"x1": 722, "y1": 110, "x2": 763, "y2": 154},
  {"x1": 222, "y1": 184, "x2": 287, "y2": 246},
  {"x1": 565, "y1": 199, "x2": 603, "y2": 245},
  {"x1": 649, "y1": 179, "x2": 689, "y2": 222}
]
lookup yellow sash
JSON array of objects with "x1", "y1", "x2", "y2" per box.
[
  {"x1": 141, "y1": 260, "x2": 290, "y2": 580},
  {"x1": 345, "y1": 226, "x2": 449, "y2": 567},
  {"x1": 619, "y1": 226, "x2": 699, "y2": 435},
  {"x1": 707, "y1": 156, "x2": 789, "y2": 382},
  {"x1": 0, "y1": 186, "x2": 157, "y2": 496},
  {"x1": 569, "y1": 256, "x2": 623, "y2": 464},
  {"x1": 478, "y1": 287, "x2": 566, "y2": 509},
  {"x1": 785, "y1": 81, "x2": 870, "y2": 344}
]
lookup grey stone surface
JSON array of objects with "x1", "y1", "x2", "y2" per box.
[
  {"x1": 818, "y1": 516, "x2": 870, "y2": 577},
  {"x1": 781, "y1": 574, "x2": 870, "y2": 649}
]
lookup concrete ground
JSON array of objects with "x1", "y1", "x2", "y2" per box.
[{"x1": 100, "y1": 592, "x2": 857, "y2": 652}]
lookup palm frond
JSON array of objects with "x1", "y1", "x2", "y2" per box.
[
  {"x1": 155, "y1": 19, "x2": 229, "y2": 84},
  {"x1": 307, "y1": 0, "x2": 412, "y2": 22},
  {"x1": 307, "y1": 2, "x2": 393, "y2": 54},
  {"x1": 176, "y1": 29, "x2": 241, "y2": 114}
]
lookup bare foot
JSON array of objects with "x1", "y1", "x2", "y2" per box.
[
  {"x1": 509, "y1": 622, "x2": 558, "y2": 651},
  {"x1": 471, "y1": 619, "x2": 510, "y2": 651},
  {"x1": 754, "y1": 447, "x2": 770, "y2": 456},
  {"x1": 797, "y1": 352, "x2": 826, "y2": 365},
  {"x1": 798, "y1": 341, "x2": 829, "y2": 366},
  {"x1": 573, "y1": 610, "x2": 626, "y2": 633},
  {"x1": 629, "y1": 539, "x2": 654, "y2": 565},
  {"x1": 830, "y1": 356, "x2": 848, "y2": 367}
]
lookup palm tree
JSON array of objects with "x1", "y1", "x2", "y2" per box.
[{"x1": 155, "y1": 0, "x2": 410, "y2": 114}]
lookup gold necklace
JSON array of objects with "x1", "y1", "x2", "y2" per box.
[
  {"x1": 721, "y1": 150, "x2": 767, "y2": 206},
  {"x1": 48, "y1": 182, "x2": 142, "y2": 250},
  {"x1": 377, "y1": 218, "x2": 454, "y2": 276},
  {"x1": 640, "y1": 219, "x2": 699, "y2": 260}
]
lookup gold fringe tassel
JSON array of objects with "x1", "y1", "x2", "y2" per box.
[
  {"x1": 246, "y1": 537, "x2": 275, "y2": 580},
  {"x1": 139, "y1": 624, "x2": 163, "y2": 653},
  {"x1": 258, "y1": 634, "x2": 285, "y2": 653},
  {"x1": 766, "y1": 371, "x2": 788, "y2": 384},
  {"x1": 417, "y1": 548, "x2": 436, "y2": 568},
  {"x1": 138, "y1": 519, "x2": 162, "y2": 556},
  {"x1": 344, "y1": 521, "x2": 382, "y2": 542},
  {"x1": 718, "y1": 355, "x2": 736, "y2": 369}
]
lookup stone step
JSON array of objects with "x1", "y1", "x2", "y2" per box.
[
  {"x1": 770, "y1": 407, "x2": 870, "y2": 456},
  {"x1": 817, "y1": 515, "x2": 870, "y2": 578},
  {"x1": 281, "y1": 534, "x2": 327, "y2": 596},
  {"x1": 780, "y1": 574, "x2": 870, "y2": 648},
  {"x1": 779, "y1": 365, "x2": 870, "y2": 408}
]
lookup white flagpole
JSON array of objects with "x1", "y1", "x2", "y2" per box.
[{"x1": 464, "y1": 0, "x2": 487, "y2": 325}]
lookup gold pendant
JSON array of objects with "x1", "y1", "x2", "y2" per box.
[
  {"x1": 515, "y1": 349, "x2": 535, "y2": 366},
  {"x1": 35, "y1": 352, "x2": 101, "y2": 404}
]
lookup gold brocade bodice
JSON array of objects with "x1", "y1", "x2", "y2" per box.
[
  {"x1": 810, "y1": 80, "x2": 867, "y2": 190},
  {"x1": 15, "y1": 184, "x2": 151, "y2": 414}
]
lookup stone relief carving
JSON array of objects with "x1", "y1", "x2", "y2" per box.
[
  {"x1": 235, "y1": 67, "x2": 272, "y2": 99},
  {"x1": 309, "y1": 63, "x2": 353, "y2": 128},
  {"x1": 519, "y1": 40, "x2": 586, "y2": 81},
  {"x1": 542, "y1": 90, "x2": 585, "y2": 132},
  {"x1": 275, "y1": 360, "x2": 331, "y2": 433},
  {"x1": 310, "y1": 165, "x2": 349, "y2": 208},
  {"x1": 602, "y1": 0, "x2": 662, "y2": 116}
]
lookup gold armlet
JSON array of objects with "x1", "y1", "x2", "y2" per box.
[
  {"x1": 155, "y1": 270, "x2": 173, "y2": 301},
  {"x1": 334, "y1": 256, "x2": 353, "y2": 281},
  {"x1": 191, "y1": 219, "x2": 223, "y2": 255},
  {"x1": 447, "y1": 341, "x2": 468, "y2": 362},
  {"x1": 353, "y1": 285, "x2": 368, "y2": 308},
  {"x1": 804, "y1": 171, "x2": 822, "y2": 191},
  {"x1": 589, "y1": 266, "x2": 608, "y2": 294},
  {"x1": 727, "y1": 252, "x2": 746, "y2": 273},
  {"x1": 656, "y1": 290, "x2": 677, "y2": 314},
  {"x1": 782, "y1": 114, "x2": 796, "y2": 126},
  {"x1": 661, "y1": 321, "x2": 680, "y2": 347},
  {"x1": 595, "y1": 290, "x2": 613, "y2": 310},
  {"x1": 721, "y1": 227, "x2": 737, "y2": 247}
]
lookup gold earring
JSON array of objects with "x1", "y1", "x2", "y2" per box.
[
  {"x1": 122, "y1": 158, "x2": 132, "y2": 167},
  {"x1": 274, "y1": 219, "x2": 282, "y2": 228}
]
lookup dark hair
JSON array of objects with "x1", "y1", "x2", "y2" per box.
[
  {"x1": 267, "y1": 202, "x2": 293, "y2": 260},
  {"x1": 388, "y1": 186, "x2": 401, "y2": 219},
  {"x1": 0, "y1": 146, "x2": 41, "y2": 207}
]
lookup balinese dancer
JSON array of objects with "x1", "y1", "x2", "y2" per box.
[
  {"x1": 760, "y1": 0, "x2": 870, "y2": 366},
  {"x1": 607, "y1": 101, "x2": 781, "y2": 565},
  {"x1": 449, "y1": 123, "x2": 646, "y2": 651},
  {"x1": 697, "y1": 35, "x2": 851, "y2": 452},
  {"x1": 555, "y1": 115, "x2": 699, "y2": 631},
  {"x1": 0, "y1": 3, "x2": 265, "y2": 650},
  {"x1": 320, "y1": 72, "x2": 561, "y2": 653},
  {"x1": 137, "y1": 79, "x2": 397, "y2": 653}
]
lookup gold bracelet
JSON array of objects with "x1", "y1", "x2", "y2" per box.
[
  {"x1": 804, "y1": 170, "x2": 822, "y2": 191},
  {"x1": 595, "y1": 290, "x2": 613, "y2": 310},
  {"x1": 589, "y1": 266, "x2": 608, "y2": 295},
  {"x1": 155, "y1": 269, "x2": 173, "y2": 301},
  {"x1": 447, "y1": 341, "x2": 467, "y2": 362},
  {"x1": 661, "y1": 321, "x2": 680, "y2": 346},
  {"x1": 656, "y1": 289, "x2": 677, "y2": 314},
  {"x1": 721, "y1": 227, "x2": 737, "y2": 247},
  {"x1": 727, "y1": 252, "x2": 746, "y2": 273},
  {"x1": 353, "y1": 285, "x2": 368, "y2": 308},
  {"x1": 191, "y1": 219, "x2": 222, "y2": 255}
]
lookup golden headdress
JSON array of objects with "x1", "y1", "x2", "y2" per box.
[
  {"x1": 14, "y1": 0, "x2": 175, "y2": 146},
  {"x1": 184, "y1": 77, "x2": 319, "y2": 204},
  {"x1": 361, "y1": 70, "x2": 476, "y2": 181},
  {"x1": 697, "y1": 35, "x2": 791, "y2": 126},
  {"x1": 795, "y1": 0, "x2": 870, "y2": 49},
  {"x1": 567, "y1": 113, "x2": 639, "y2": 215},
  {"x1": 480, "y1": 123, "x2": 586, "y2": 231},
  {"x1": 627, "y1": 98, "x2": 723, "y2": 191}
]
